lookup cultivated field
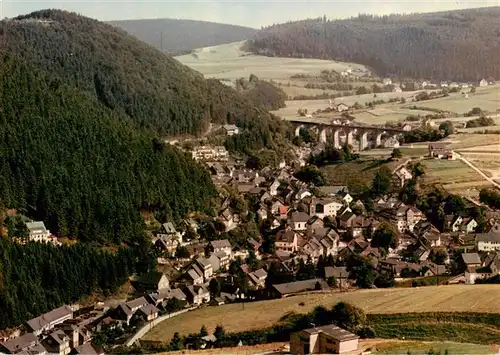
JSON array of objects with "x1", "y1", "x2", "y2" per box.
[
  {"x1": 421, "y1": 158, "x2": 493, "y2": 197},
  {"x1": 175, "y1": 41, "x2": 369, "y2": 81},
  {"x1": 143, "y1": 285, "x2": 500, "y2": 342}
]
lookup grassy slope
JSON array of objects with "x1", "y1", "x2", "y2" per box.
[{"x1": 144, "y1": 285, "x2": 500, "y2": 341}]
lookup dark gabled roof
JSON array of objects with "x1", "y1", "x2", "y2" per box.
[
  {"x1": 74, "y1": 343, "x2": 101, "y2": 355},
  {"x1": 339, "y1": 212, "x2": 356, "y2": 222},
  {"x1": 476, "y1": 230, "x2": 500, "y2": 243},
  {"x1": 138, "y1": 303, "x2": 159, "y2": 317},
  {"x1": 210, "y1": 239, "x2": 232, "y2": 249},
  {"x1": 125, "y1": 297, "x2": 148, "y2": 310},
  {"x1": 0, "y1": 333, "x2": 37, "y2": 353},
  {"x1": 289, "y1": 211, "x2": 310, "y2": 223},
  {"x1": 116, "y1": 304, "x2": 133, "y2": 317},
  {"x1": 27, "y1": 305, "x2": 72, "y2": 332},
  {"x1": 253, "y1": 268, "x2": 268, "y2": 279},
  {"x1": 136, "y1": 271, "x2": 167, "y2": 286},
  {"x1": 272, "y1": 279, "x2": 328, "y2": 295},
  {"x1": 324, "y1": 266, "x2": 348, "y2": 279},
  {"x1": 461, "y1": 252, "x2": 481, "y2": 265}
]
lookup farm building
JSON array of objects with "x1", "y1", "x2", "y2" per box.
[{"x1": 428, "y1": 144, "x2": 456, "y2": 160}]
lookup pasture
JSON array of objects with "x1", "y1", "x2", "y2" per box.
[
  {"x1": 143, "y1": 285, "x2": 500, "y2": 342},
  {"x1": 175, "y1": 41, "x2": 368, "y2": 81}
]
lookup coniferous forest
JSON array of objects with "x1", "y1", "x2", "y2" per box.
[
  {"x1": 249, "y1": 7, "x2": 500, "y2": 81},
  {"x1": 0, "y1": 9, "x2": 292, "y2": 329}
]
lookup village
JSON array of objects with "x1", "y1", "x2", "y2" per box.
[{"x1": 3, "y1": 134, "x2": 500, "y2": 355}]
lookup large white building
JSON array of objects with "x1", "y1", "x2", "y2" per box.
[
  {"x1": 26, "y1": 221, "x2": 52, "y2": 243},
  {"x1": 476, "y1": 227, "x2": 500, "y2": 251}
]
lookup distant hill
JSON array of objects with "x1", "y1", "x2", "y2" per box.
[
  {"x1": 248, "y1": 7, "x2": 500, "y2": 81},
  {"x1": 108, "y1": 18, "x2": 258, "y2": 55}
]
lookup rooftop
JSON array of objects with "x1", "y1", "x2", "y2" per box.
[
  {"x1": 26, "y1": 305, "x2": 72, "y2": 332},
  {"x1": 302, "y1": 324, "x2": 359, "y2": 342},
  {"x1": 461, "y1": 252, "x2": 481, "y2": 265},
  {"x1": 210, "y1": 239, "x2": 232, "y2": 249},
  {"x1": 0, "y1": 333, "x2": 37, "y2": 353},
  {"x1": 273, "y1": 278, "x2": 328, "y2": 295}
]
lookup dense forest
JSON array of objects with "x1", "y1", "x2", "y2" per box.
[
  {"x1": 108, "y1": 18, "x2": 257, "y2": 55},
  {"x1": 249, "y1": 7, "x2": 500, "y2": 81},
  {"x1": 0, "y1": 237, "x2": 155, "y2": 328},
  {"x1": 1, "y1": 9, "x2": 285, "y2": 147},
  {"x1": 0, "y1": 54, "x2": 216, "y2": 243}
]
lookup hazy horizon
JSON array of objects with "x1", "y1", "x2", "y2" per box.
[{"x1": 2, "y1": 1, "x2": 500, "y2": 28}]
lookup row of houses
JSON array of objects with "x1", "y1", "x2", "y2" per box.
[{"x1": 1, "y1": 305, "x2": 104, "y2": 355}]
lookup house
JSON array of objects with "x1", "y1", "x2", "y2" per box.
[
  {"x1": 270, "y1": 200, "x2": 285, "y2": 215},
  {"x1": 271, "y1": 279, "x2": 329, "y2": 298},
  {"x1": 475, "y1": 226, "x2": 500, "y2": 251},
  {"x1": 339, "y1": 212, "x2": 356, "y2": 229},
  {"x1": 479, "y1": 79, "x2": 488, "y2": 87},
  {"x1": 125, "y1": 297, "x2": 149, "y2": 313},
  {"x1": 310, "y1": 198, "x2": 344, "y2": 219},
  {"x1": 288, "y1": 212, "x2": 311, "y2": 231},
  {"x1": 268, "y1": 179, "x2": 281, "y2": 196},
  {"x1": 461, "y1": 252, "x2": 482, "y2": 268},
  {"x1": 0, "y1": 333, "x2": 43, "y2": 355},
  {"x1": 148, "y1": 288, "x2": 187, "y2": 307},
  {"x1": 307, "y1": 217, "x2": 325, "y2": 237},
  {"x1": 219, "y1": 208, "x2": 236, "y2": 231},
  {"x1": 136, "y1": 304, "x2": 159, "y2": 322},
  {"x1": 383, "y1": 78, "x2": 392, "y2": 85},
  {"x1": 461, "y1": 218, "x2": 478, "y2": 234},
  {"x1": 295, "y1": 188, "x2": 312, "y2": 201},
  {"x1": 214, "y1": 250, "x2": 231, "y2": 270},
  {"x1": 275, "y1": 229, "x2": 299, "y2": 253},
  {"x1": 318, "y1": 186, "x2": 350, "y2": 201},
  {"x1": 393, "y1": 167, "x2": 413, "y2": 188},
  {"x1": 335, "y1": 103, "x2": 349, "y2": 112},
  {"x1": 187, "y1": 266, "x2": 204, "y2": 285},
  {"x1": 302, "y1": 238, "x2": 325, "y2": 262},
  {"x1": 209, "y1": 239, "x2": 232, "y2": 256},
  {"x1": 290, "y1": 324, "x2": 359, "y2": 354},
  {"x1": 197, "y1": 257, "x2": 214, "y2": 279},
  {"x1": 428, "y1": 144, "x2": 456, "y2": 160},
  {"x1": 114, "y1": 304, "x2": 134, "y2": 325},
  {"x1": 155, "y1": 222, "x2": 182, "y2": 253},
  {"x1": 248, "y1": 268, "x2": 268, "y2": 289},
  {"x1": 133, "y1": 271, "x2": 170, "y2": 292},
  {"x1": 41, "y1": 330, "x2": 71, "y2": 355},
  {"x1": 26, "y1": 221, "x2": 52, "y2": 244},
  {"x1": 392, "y1": 86, "x2": 402, "y2": 93},
  {"x1": 184, "y1": 285, "x2": 210, "y2": 305},
  {"x1": 222, "y1": 124, "x2": 239, "y2": 136},
  {"x1": 448, "y1": 215, "x2": 463, "y2": 232},
  {"x1": 26, "y1": 305, "x2": 73, "y2": 336}
]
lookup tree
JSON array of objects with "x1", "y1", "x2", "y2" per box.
[
  {"x1": 391, "y1": 148, "x2": 402, "y2": 160},
  {"x1": 371, "y1": 167, "x2": 391, "y2": 195},
  {"x1": 371, "y1": 223, "x2": 397, "y2": 250},
  {"x1": 438, "y1": 121, "x2": 454, "y2": 136},
  {"x1": 176, "y1": 245, "x2": 190, "y2": 259},
  {"x1": 200, "y1": 325, "x2": 208, "y2": 337},
  {"x1": 213, "y1": 219, "x2": 227, "y2": 233},
  {"x1": 209, "y1": 278, "x2": 221, "y2": 296},
  {"x1": 294, "y1": 165, "x2": 326, "y2": 186},
  {"x1": 331, "y1": 302, "x2": 366, "y2": 331},
  {"x1": 214, "y1": 325, "x2": 225, "y2": 340},
  {"x1": 429, "y1": 248, "x2": 448, "y2": 265},
  {"x1": 170, "y1": 332, "x2": 184, "y2": 350}
]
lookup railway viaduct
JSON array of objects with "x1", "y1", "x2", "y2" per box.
[{"x1": 289, "y1": 118, "x2": 406, "y2": 151}]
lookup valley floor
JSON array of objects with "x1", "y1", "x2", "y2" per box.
[{"x1": 143, "y1": 285, "x2": 500, "y2": 342}]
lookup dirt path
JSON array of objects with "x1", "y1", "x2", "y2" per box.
[{"x1": 457, "y1": 153, "x2": 500, "y2": 189}]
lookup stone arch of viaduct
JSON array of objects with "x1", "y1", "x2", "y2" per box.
[{"x1": 293, "y1": 123, "x2": 402, "y2": 151}]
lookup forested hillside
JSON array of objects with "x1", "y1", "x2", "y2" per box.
[
  {"x1": 249, "y1": 7, "x2": 500, "y2": 81},
  {"x1": 2, "y1": 10, "x2": 284, "y2": 143},
  {"x1": 0, "y1": 238, "x2": 154, "y2": 328},
  {"x1": 109, "y1": 18, "x2": 257, "y2": 55},
  {"x1": 0, "y1": 55, "x2": 216, "y2": 243}
]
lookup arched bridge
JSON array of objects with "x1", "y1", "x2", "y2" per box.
[{"x1": 289, "y1": 118, "x2": 406, "y2": 151}]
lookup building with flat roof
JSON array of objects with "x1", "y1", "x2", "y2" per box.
[{"x1": 290, "y1": 324, "x2": 359, "y2": 354}]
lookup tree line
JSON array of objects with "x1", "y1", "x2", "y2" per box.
[
  {"x1": 249, "y1": 8, "x2": 500, "y2": 81},
  {"x1": 0, "y1": 237, "x2": 155, "y2": 329}
]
